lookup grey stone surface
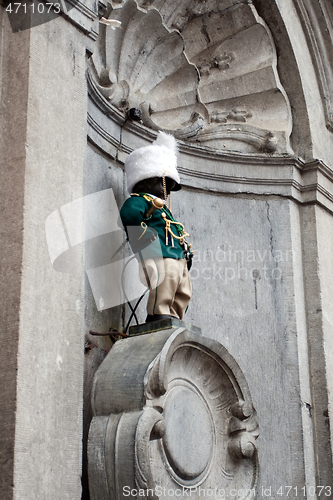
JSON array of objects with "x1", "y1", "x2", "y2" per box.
[
  {"x1": 300, "y1": 204, "x2": 333, "y2": 487},
  {"x1": 89, "y1": 0, "x2": 292, "y2": 154},
  {"x1": 88, "y1": 327, "x2": 259, "y2": 499},
  {"x1": 129, "y1": 317, "x2": 201, "y2": 336},
  {"x1": 269, "y1": 0, "x2": 333, "y2": 164},
  {"x1": 84, "y1": 1, "x2": 333, "y2": 496},
  {"x1": 179, "y1": 191, "x2": 312, "y2": 493},
  {"x1": 2, "y1": 0, "x2": 333, "y2": 498},
  {"x1": 82, "y1": 139, "x2": 125, "y2": 499},
  {"x1": 0, "y1": 13, "x2": 31, "y2": 500},
  {"x1": 0, "y1": 13, "x2": 90, "y2": 500}
]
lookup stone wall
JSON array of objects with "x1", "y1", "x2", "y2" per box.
[
  {"x1": 0, "y1": 14, "x2": 30, "y2": 500},
  {"x1": 0, "y1": 8, "x2": 91, "y2": 499},
  {"x1": 1, "y1": 0, "x2": 333, "y2": 498}
]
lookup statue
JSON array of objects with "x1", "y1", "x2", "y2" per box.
[{"x1": 119, "y1": 132, "x2": 193, "y2": 323}]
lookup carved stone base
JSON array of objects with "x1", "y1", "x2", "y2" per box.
[
  {"x1": 129, "y1": 317, "x2": 202, "y2": 336},
  {"x1": 88, "y1": 323, "x2": 259, "y2": 499}
]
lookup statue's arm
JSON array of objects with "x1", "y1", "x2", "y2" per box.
[{"x1": 119, "y1": 197, "x2": 157, "y2": 251}]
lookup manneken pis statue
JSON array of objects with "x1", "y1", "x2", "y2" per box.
[{"x1": 119, "y1": 131, "x2": 193, "y2": 323}]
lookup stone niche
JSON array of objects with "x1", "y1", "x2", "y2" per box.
[
  {"x1": 88, "y1": 324, "x2": 259, "y2": 499},
  {"x1": 88, "y1": 0, "x2": 292, "y2": 154}
]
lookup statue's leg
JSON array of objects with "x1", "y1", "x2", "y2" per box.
[
  {"x1": 170, "y1": 259, "x2": 192, "y2": 319},
  {"x1": 145, "y1": 258, "x2": 185, "y2": 318}
]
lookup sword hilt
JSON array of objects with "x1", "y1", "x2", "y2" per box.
[{"x1": 146, "y1": 197, "x2": 165, "y2": 218}]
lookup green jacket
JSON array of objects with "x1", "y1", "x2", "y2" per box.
[{"x1": 119, "y1": 193, "x2": 187, "y2": 260}]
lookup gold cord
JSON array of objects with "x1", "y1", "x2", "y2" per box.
[
  {"x1": 164, "y1": 217, "x2": 189, "y2": 241},
  {"x1": 162, "y1": 172, "x2": 171, "y2": 210},
  {"x1": 137, "y1": 222, "x2": 147, "y2": 240}
]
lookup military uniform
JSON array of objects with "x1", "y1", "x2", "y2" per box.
[{"x1": 120, "y1": 193, "x2": 192, "y2": 320}]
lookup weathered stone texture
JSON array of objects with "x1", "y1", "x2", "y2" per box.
[
  {"x1": 0, "y1": 9, "x2": 31, "y2": 500},
  {"x1": 82, "y1": 145, "x2": 125, "y2": 499},
  {"x1": 89, "y1": 0, "x2": 292, "y2": 154},
  {"x1": 317, "y1": 209, "x2": 333, "y2": 433},
  {"x1": 253, "y1": 0, "x2": 313, "y2": 161},
  {"x1": 301, "y1": 205, "x2": 333, "y2": 486},
  {"x1": 3, "y1": 16, "x2": 89, "y2": 500},
  {"x1": 1, "y1": 0, "x2": 333, "y2": 498},
  {"x1": 88, "y1": 325, "x2": 259, "y2": 500},
  {"x1": 269, "y1": 0, "x2": 333, "y2": 164},
  {"x1": 84, "y1": 0, "x2": 333, "y2": 494},
  {"x1": 170, "y1": 190, "x2": 309, "y2": 493}
]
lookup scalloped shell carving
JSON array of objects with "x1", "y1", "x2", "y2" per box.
[
  {"x1": 90, "y1": 0, "x2": 206, "y2": 137},
  {"x1": 89, "y1": 0, "x2": 293, "y2": 153}
]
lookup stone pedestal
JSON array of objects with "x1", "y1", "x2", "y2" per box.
[{"x1": 88, "y1": 321, "x2": 259, "y2": 499}]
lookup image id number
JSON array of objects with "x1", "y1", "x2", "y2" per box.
[
  {"x1": 277, "y1": 486, "x2": 332, "y2": 496},
  {"x1": 6, "y1": 2, "x2": 61, "y2": 14}
]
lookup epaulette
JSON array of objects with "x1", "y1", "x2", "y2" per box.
[
  {"x1": 142, "y1": 194, "x2": 154, "y2": 202},
  {"x1": 131, "y1": 193, "x2": 154, "y2": 202}
]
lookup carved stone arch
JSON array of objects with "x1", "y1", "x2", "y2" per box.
[{"x1": 252, "y1": 0, "x2": 313, "y2": 160}]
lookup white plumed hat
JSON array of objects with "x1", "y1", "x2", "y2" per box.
[{"x1": 125, "y1": 131, "x2": 181, "y2": 194}]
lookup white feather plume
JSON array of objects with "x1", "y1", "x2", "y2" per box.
[
  {"x1": 153, "y1": 131, "x2": 178, "y2": 155},
  {"x1": 99, "y1": 18, "x2": 122, "y2": 29},
  {"x1": 125, "y1": 132, "x2": 180, "y2": 193}
]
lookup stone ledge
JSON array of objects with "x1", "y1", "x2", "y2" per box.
[
  {"x1": 129, "y1": 318, "x2": 202, "y2": 336},
  {"x1": 61, "y1": 0, "x2": 99, "y2": 42},
  {"x1": 87, "y1": 99, "x2": 333, "y2": 214}
]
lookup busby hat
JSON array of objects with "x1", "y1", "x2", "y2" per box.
[{"x1": 125, "y1": 131, "x2": 181, "y2": 194}]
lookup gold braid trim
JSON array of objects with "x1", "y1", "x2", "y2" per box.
[
  {"x1": 164, "y1": 217, "x2": 189, "y2": 242},
  {"x1": 162, "y1": 172, "x2": 171, "y2": 210},
  {"x1": 137, "y1": 222, "x2": 148, "y2": 240},
  {"x1": 142, "y1": 194, "x2": 154, "y2": 202}
]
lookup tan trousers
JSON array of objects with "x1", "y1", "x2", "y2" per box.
[{"x1": 139, "y1": 258, "x2": 192, "y2": 319}]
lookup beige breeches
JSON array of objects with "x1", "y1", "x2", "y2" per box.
[{"x1": 139, "y1": 258, "x2": 192, "y2": 319}]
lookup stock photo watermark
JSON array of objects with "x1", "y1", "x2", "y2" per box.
[
  {"x1": 45, "y1": 188, "x2": 291, "y2": 312},
  {"x1": 122, "y1": 486, "x2": 256, "y2": 498},
  {"x1": 45, "y1": 188, "x2": 164, "y2": 312},
  {"x1": 190, "y1": 246, "x2": 292, "y2": 283},
  {"x1": 122, "y1": 485, "x2": 332, "y2": 498}
]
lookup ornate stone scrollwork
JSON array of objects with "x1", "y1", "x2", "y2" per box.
[
  {"x1": 88, "y1": 326, "x2": 259, "y2": 499},
  {"x1": 88, "y1": 0, "x2": 293, "y2": 153},
  {"x1": 89, "y1": 0, "x2": 206, "y2": 137}
]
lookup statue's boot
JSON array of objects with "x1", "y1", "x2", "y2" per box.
[{"x1": 145, "y1": 314, "x2": 177, "y2": 323}]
